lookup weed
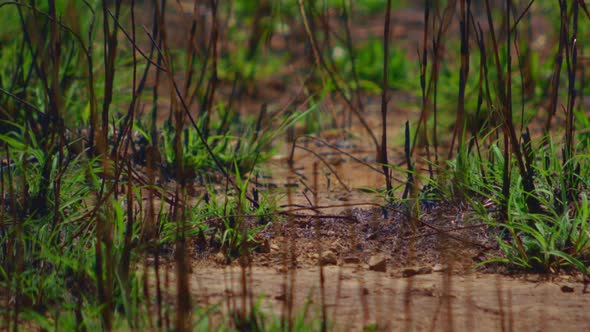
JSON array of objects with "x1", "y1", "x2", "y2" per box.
[{"x1": 332, "y1": 38, "x2": 409, "y2": 93}]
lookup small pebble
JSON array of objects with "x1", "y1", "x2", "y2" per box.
[
  {"x1": 433, "y1": 263, "x2": 448, "y2": 272},
  {"x1": 368, "y1": 254, "x2": 387, "y2": 272},
  {"x1": 561, "y1": 285, "x2": 575, "y2": 293},
  {"x1": 319, "y1": 251, "x2": 338, "y2": 266},
  {"x1": 214, "y1": 252, "x2": 227, "y2": 265},
  {"x1": 402, "y1": 268, "x2": 418, "y2": 278}
]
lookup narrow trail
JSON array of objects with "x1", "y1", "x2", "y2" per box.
[{"x1": 179, "y1": 266, "x2": 590, "y2": 331}]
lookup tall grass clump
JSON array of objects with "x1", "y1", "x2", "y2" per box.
[
  {"x1": 413, "y1": 0, "x2": 590, "y2": 275},
  {"x1": 0, "y1": 0, "x2": 303, "y2": 330}
]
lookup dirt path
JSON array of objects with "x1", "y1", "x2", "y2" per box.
[{"x1": 186, "y1": 265, "x2": 590, "y2": 331}]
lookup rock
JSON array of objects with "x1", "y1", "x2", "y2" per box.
[
  {"x1": 275, "y1": 265, "x2": 288, "y2": 273},
  {"x1": 214, "y1": 252, "x2": 227, "y2": 265},
  {"x1": 402, "y1": 267, "x2": 418, "y2": 278},
  {"x1": 561, "y1": 285, "x2": 575, "y2": 293},
  {"x1": 365, "y1": 232, "x2": 378, "y2": 240},
  {"x1": 271, "y1": 237, "x2": 285, "y2": 252},
  {"x1": 270, "y1": 236, "x2": 289, "y2": 252},
  {"x1": 319, "y1": 250, "x2": 338, "y2": 266},
  {"x1": 368, "y1": 254, "x2": 387, "y2": 272},
  {"x1": 433, "y1": 263, "x2": 448, "y2": 272}
]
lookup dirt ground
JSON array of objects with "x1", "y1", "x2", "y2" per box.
[
  {"x1": 134, "y1": 3, "x2": 590, "y2": 331},
  {"x1": 185, "y1": 265, "x2": 590, "y2": 331},
  {"x1": 165, "y1": 198, "x2": 590, "y2": 331}
]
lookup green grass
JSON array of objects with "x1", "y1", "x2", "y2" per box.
[
  {"x1": 437, "y1": 135, "x2": 590, "y2": 274},
  {"x1": 331, "y1": 38, "x2": 410, "y2": 93}
]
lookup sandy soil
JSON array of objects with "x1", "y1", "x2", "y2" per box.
[
  {"x1": 182, "y1": 265, "x2": 590, "y2": 331},
  {"x1": 159, "y1": 196, "x2": 590, "y2": 331}
]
